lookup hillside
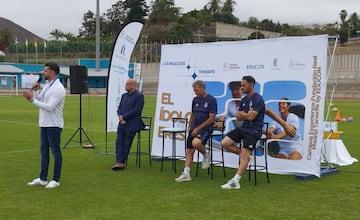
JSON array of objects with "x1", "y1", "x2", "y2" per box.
[{"x1": 0, "y1": 17, "x2": 44, "y2": 42}]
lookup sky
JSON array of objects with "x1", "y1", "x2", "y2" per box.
[{"x1": 0, "y1": 0, "x2": 358, "y2": 40}]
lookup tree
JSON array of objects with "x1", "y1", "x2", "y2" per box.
[
  {"x1": 79, "y1": 10, "x2": 107, "y2": 40},
  {"x1": 216, "y1": 0, "x2": 238, "y2": 24},
  {"x1": 339, "y1": 9, "x2": 348, "y2": 25},
  {"x1": 248, "y1": 31, "x2": 265, "y2": 40},
  {"x1": 207, "y1": 0, "x2": 222, "y2": 15},
  {"x1": 259, "y1": 19, "x2": 281, "y2": 32},
  {"x1": 0, "y1": 28, "x2": 13, "y2": 51},
  {"x1": 79, "y1": 10, "x2": 96, "y2": 39},
  {"x1": 168, "y1": 23, "x2": 192, "y2": 42},
  {"x1": 147, "y1": 28, "x2": 169, "y2": 42},
  {"x1": 124, "y1": 0, "x2": 148, "y2": 23},
  {"x1": 63, "y1": 32, "x2": 75, "y2": 41},
  {"x1": 347, "y1": 12, "x2": 359, "y2": 37},
  {"x1": 179, "y1": 9, "x2": 213, "y2": 26},
  {"x1": 322, "y1": 23, "x2": 338, "y2": 36},
  {"x1": 177, "y1": 12, "x2": 201, "y2": 32},
  {"x1": 148, "y1": 0, "x2": 180, "y2": 25},
  {"x1": 196, "y1": 9, "x2": 213, "y2": 26},
  {"x1": 0, "y1": 28, "x2": 13, "y2": 45},
  {"x1": 105, "y1": 1, "x2": 126, "y2": 37},
  {"x1": 280, "y1": 23, "x2": 294, "y2": 36},
  {"x1": 246, "y1": 17, "x2": 261, "y2": 29},
  {"x1": 221, "y1": 0, "x2": 235, "y2": 14},
  {"x1": 338, "y1": 9, "x2": 351, "y2": 43},
  {"x1": 50, "y1": 29, "x2": 64, "y2": 41}
]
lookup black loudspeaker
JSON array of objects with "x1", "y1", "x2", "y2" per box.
[{"x1": 70, "y1": 65, "x2": 88, "y2": 94}]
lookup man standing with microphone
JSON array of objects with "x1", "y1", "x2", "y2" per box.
[{"x1": 23, "y1": 62, "x2": 66, "y2": 189}]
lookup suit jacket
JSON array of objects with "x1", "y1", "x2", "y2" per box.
[{"x1": 117, "y1": 90, "x2": 145, "y2": 132}]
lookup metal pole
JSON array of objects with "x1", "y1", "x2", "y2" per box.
[
  {"x1": 95, "y1": 0, "x2": 100, "y2": 71},
  {"x1": 60, "y1": 41, "x2": 62, "y2": 65},
  {"x1": 325, "y1": 35, "x2": 339, "y2": 122},
  {"x1": 16, "y1": 44, "x2": 18, "y2": 63},
  {"x1": 26, "y1": 43, "x2": 28, "y2": 63},
  {"x1": 44, "y1": 41, "x2": 46, "y2": 63},
  {"x1": 79, "y1": 93, "x2": 83, "y2": 145},
  {"x1": 145, "y1": 36, "x2": 148, "y2": 63},
  {"x1": 35, "y1": 44, "x2": 38, "y2": 64}
]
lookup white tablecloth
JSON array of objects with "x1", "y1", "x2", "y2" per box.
[{"x1": 321, "y1": 139, "x2": 358, "y2": 166}]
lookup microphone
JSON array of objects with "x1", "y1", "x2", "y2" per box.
[{"x1": 31, "y1": 75, "x2": 42, "y2": 91}]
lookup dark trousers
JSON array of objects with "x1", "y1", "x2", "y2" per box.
[
  {"x1": 40, "y1": 127, "x2": 62, "y2": 182},
  {"x1": 115, "y1": 126, "x2": 137, "y2": 164}
]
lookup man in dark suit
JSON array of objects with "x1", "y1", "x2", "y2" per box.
[{"x1": 112, "y1": 79, "x2": 144, "y2": 170}]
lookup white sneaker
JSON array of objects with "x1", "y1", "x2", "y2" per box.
[
  {"x1": 221, "y1": 179, "x2": 240, "y2": 190},
  {"x1": 201, "y1": 151, "x2": 211, "y2": 169},
  {"x1": 27, "y1": 178, "x2": 48, "y2": 186},
  {"x1": 174, "y1": 172, "x2": 192, "y2": 182},
  {"x1": 45, "y1": 180, "x2": 60, "y2": 189}
]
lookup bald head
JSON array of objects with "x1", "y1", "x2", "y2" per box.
[{"x1": 125, "y1": 79, "x2": 137, "y2": 93}]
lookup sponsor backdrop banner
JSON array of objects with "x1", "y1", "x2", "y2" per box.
[
  {"x1": 152, "y1": 35, "x2": 328, "y2": 176},
  {"x1": 106, "y1": 22, "x2": 143, "y2": 132}
]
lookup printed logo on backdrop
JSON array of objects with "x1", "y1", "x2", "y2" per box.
[
  {"x1": 119, "y1": 29, "x2": 137, "y2": 45},
  {"x1": 110, "y1": 64, "x2": 128, "y2": 74},
  {"x1": 289, "y1": 60, "x2": 306, "y2": 70},
  {"x1": 113, "y1": 45, "x2": 128, "y2": 63},
  {"x1": 223, "y1": 63, "x2": 241, "y2": 71},
  {"x1": 270, "y1": 58, "x2": 282, "y2": 71},
  {"x1": 192, "y1": 72, "x2": 198, "y2": 79},
  {"x1": 162, "y1": 61, "x2": 216, "y2": 79},
  {"x1": 198, "y1": 69, "x2": 216, "y2": 77},
  {"x1": 162, "y1": 60, "x2": 191, "y2": 78},
  {"x1": 120, "y1": 45, "x2": 126, "y2": 56},
  {"x1": 307, "y1": 55, "x2": 322, "y2": 160},
  {"x1": 246, "y1": 64, "x2": 265, "y2": 70},
  {"x1": 162, "y1": 61, "x2": 186, "y2": 66}
]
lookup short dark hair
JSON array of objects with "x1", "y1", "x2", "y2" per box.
[
  {"x1": 229, "y1": 81, "x2": 241, "y2": 90},
  {"x1": 279, "y1": 97, "x2": 291, "y2": 106},
  {"x1": 45, "y1": 62, "x2": 60, "y2": 74},
  {"x1": 242, "y1": 75, "x2": 256, "y2": 85}
]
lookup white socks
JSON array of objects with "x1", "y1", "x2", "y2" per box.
[
  {"x1": 184, "y1": 167, "x2": 190, "y2": 175},
  {"x1": 233, "y1": 174, "x2": 241, "y2": 183}
]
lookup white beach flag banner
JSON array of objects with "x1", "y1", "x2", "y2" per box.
[
  {"x1": 106, "y1": 22, "x2": 143, "y2": 132},
  {"x1": 152, "y1": 35, "x2": 328, "y2": 177}
]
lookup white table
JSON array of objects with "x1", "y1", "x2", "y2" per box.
[{"x1": 321, "y1": 139, "x2": 358, "y2": 166}]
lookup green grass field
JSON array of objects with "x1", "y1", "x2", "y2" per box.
[{"x1": 0, "y1": 95, "x2": 359, "y2": 220}]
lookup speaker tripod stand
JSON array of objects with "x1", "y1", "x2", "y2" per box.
[{"x1": 63, "y1": 93, "x2": 95, "y2": 149}]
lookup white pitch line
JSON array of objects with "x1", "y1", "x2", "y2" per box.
[
  {"x1": 0, "y1": 141, "x2": 116, "y2": 155},
  {"x1": 0, "y1": 119, "x2": 36, "y2": 127},
  {"x1": 0, "y1": 119, "x2": 105, "y2": 132},
  {"x1": 0, "y1": 148, "x2": 38, "y2": 155}
]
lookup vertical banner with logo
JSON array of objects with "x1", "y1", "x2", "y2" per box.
[
  {"x1": 152, "y1": 35, "x2": 328, "y2": 176},
  {"x1": 107, "y1": 22, "x2": 143, "y2": 132}
]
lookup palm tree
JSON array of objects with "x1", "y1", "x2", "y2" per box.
[
  {"x1": 222, "y1": 0, "x2": 236, "y2": 14},
  {"x1": 63, "y1": 32, "x2": 75, "y2": 41},
  {"x1": 50, "y1": 29, "x2": 64, "y2": 41},
  {"x1": 207, "y1": 0, "x2": 222, "y2": 15},
  {"x1": 339, "y1": 10, "x2": 348, "y2": 25}
]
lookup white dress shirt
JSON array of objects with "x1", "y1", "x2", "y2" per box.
[{"x1": 32, "y1": 78, "x2": 66, "y2": 128}]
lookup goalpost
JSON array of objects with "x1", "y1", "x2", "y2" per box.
[{"x1": 0, "y1": 75, "x2": 18, "y2": 96}]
